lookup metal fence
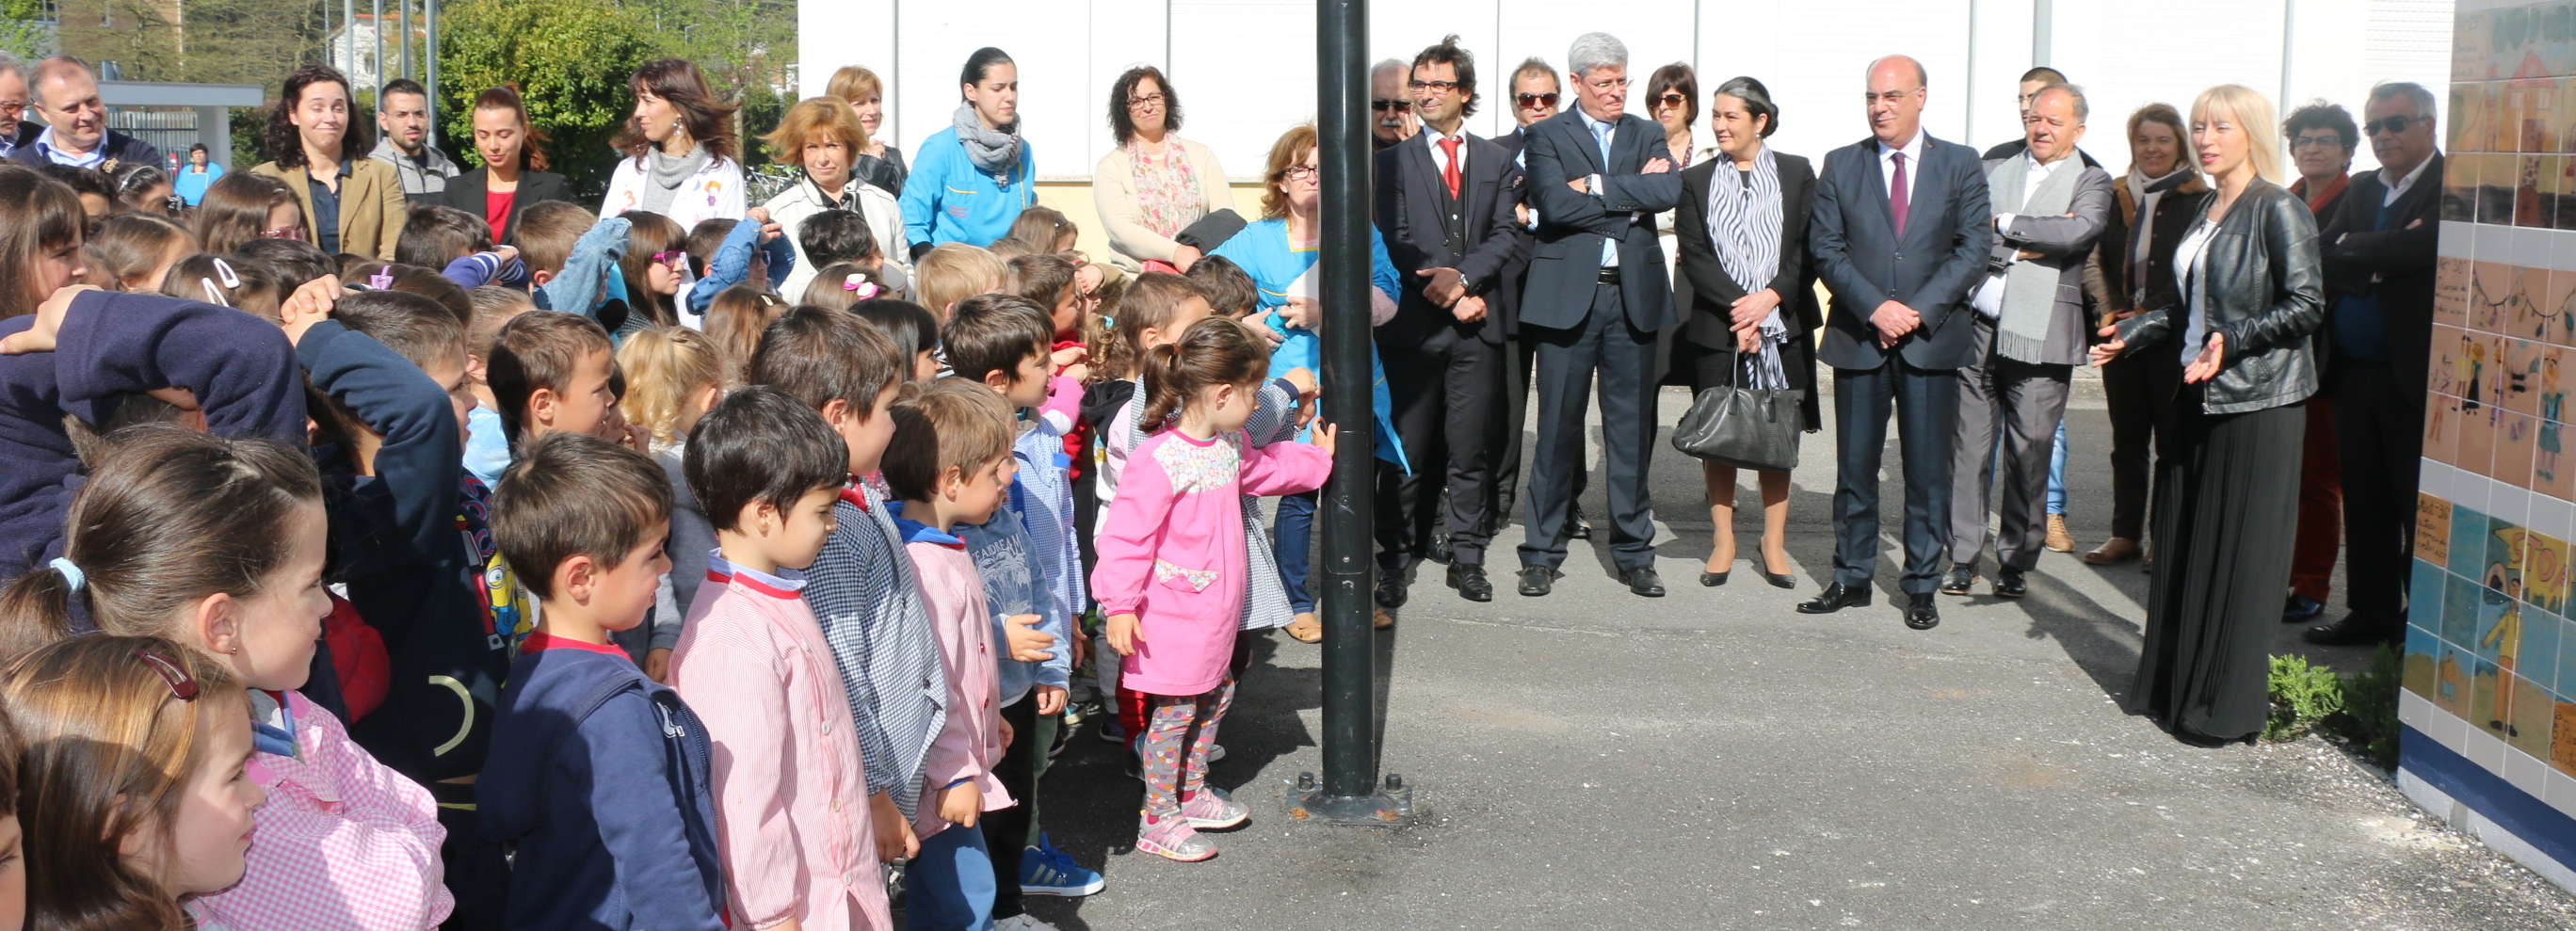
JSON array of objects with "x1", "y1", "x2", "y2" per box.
[{"x1": 106, "y1": 109, "x2": 199, "y2": 165}]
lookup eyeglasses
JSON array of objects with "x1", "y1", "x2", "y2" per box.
[
  {"x1": 1515, "y1": 92, "x2": 1559, "y2": 109},
  {"x1": 1652, "y1": 93, "x2": 1688, "y2": 108},
  {"x1": 1584, "y1": 77, "x2": 1631, "y2": 91},
  {"x1": 0, "y1": 100, "x2": 22, "y2": 117},
  {"x1": 260, "y1": 226, "x2": 305, "y2": 241},
  {"x1": 134, "y1": 648, "x2": 201, "y2": 701},
  {"x1": 2292, "y1": 135, "x2": 2346, "y2": 151},
  {"x1": 1409, "y1": 79, "x2": 1460, "y2": 94},
  {"x1": 652, "y1": 250, "x2": 689, "y2": 269},
  {"x1": 2364, "y1": 114, "x2": 2420, "y2": 136},
  {"x1": 1125, "y1": 92, "x2": 1166, "y2": 109},
  {"x1": 1280, "y1": 165, "x2": 1318, "y2": 181},
  {"x1": 1371, "y1": 99, "x2": 1412, "y2": 113}
]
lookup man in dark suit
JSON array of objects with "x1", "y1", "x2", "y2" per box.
[
  {"x1": 1374, "y1": 37, "x2": 1528, "y2": 605},
  {"x1": 1489, "y1": 56, "x2": 1592, "y2": 543},
  {"x1": 1801, "y1": 54, "x2": 1995, "y2": 630},
  {"x1": 2307, "y1": 81, "x2": 2443, "y2": 647},
  {"x1": 1515, "y1": 32, "x2": 1682, "y2": 598}
]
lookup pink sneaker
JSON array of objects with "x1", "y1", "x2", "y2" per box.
[
  {"x1": 1135, "y1": 819, "x2": 1216, "y2": 862},
  {"x1": 1179, "y1": 787, "x2": 1248, "y2": 829}
]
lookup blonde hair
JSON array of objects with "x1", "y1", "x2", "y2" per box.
[
  {"x1": 2191, "y1": 85, "x2": 2282, "y2": 185},
  {"x1": 827, "y1": 65, "x2": 883, "y2": 105},
  {"x1": 614, "y1": 327, "x2": 731, "y2": 451},
  {"x1": 1261, "y1": 124, "x2": 1319, "y2": 219},
  {"x1": 915, "y1": 243, "x2": 1006, "y2": 319},
  {"x1": 760, "y1": 97, "x2": 869, "y2": 169}
]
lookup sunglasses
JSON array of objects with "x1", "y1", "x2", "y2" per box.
[
  {"x1": 1652, "y1": 93, "x2": 1689, "y2": 108},
  {"x1": 1516, "y1": 92, "x2": 1559, "y2": 109},
  {"x1": 652, "y1": 250, "x2": 689, "y2": 269},
  {"x1": 2363, "y1": 114, "x2": 2419, "y2": 136},
  {"x1": 1371, "y1": 99, "x2": 1412, "y2": 113},
  {"x1": 261, "y1": 226, "x2": 305, "y2": 241},
  {"x1": 135, "y1": 648, "x2": 201, "y2": 701}
]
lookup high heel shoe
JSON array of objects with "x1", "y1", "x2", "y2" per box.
[
  {"x1": 1757, "y1": 547, "x2": 1795, "y2": 588},
  {"x1": 1700, "y1": 570, "x2": 1730, "y2": 586}
]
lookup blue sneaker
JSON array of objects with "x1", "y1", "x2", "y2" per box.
[{"x1": 1020, "y1": 833, "x2": 1105, "y2": 896}]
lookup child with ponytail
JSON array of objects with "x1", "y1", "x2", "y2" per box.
[{"x1": 1089, "y1": 316, "x2": 1333, "y2": 861}]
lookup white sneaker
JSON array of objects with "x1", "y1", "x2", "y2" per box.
[
  {"x1": 1208, "y1": 743, "x2": 1226, "y2": 762},
  {"x1": 993, "y1": 915, "x2": 1059, "y2": 931}
]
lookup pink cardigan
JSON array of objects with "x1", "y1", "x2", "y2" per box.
[
  {"x1": 670, "y1": 557, "x2": 892, "y2": 931},
  {"x1": 905, "y1": 536, "x2": 1013, "y2": 840},
  {"x1": 1090, "y1": 428, "x2": 1330, "y2": 696},
  {"x1": 193, "y1": 690, "x2": 451, "y2": 931}
]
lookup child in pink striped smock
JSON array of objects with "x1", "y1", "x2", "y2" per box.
[{"x1": 1093, "y1": 317, "x2": 1333, "y2": 862}]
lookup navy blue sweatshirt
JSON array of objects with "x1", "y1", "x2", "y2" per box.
[
  {"x1": 299, "y1": 321, "x2": 511, "y2": 783},
  {"x1": 0, "y1": 291, "x2": 303, "y2": 579},
  {"x1": 479, "y1": 643, "x2": 727, "y2": 931}
]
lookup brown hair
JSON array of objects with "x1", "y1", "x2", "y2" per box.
[
  {"x1": 6, "y1": 634, "x2": 248, "y2": 931},
  {"x1": 941, "y1": 293, "x2": 1053, "y2": 386},
  {"x1": 396, "y1": 203, "x2": 495, "y2": 269},
  {"x1": 472, "y1": 86, "x2": 550, "y2": 171},
  {"x1": 749, "y1": 304, "x2": 904, "y2": 415},
  {"x1": 1261, "y1": 124, "x2": 1319, "y2": 219},
  {"x1": 191, "y1": 170, "x2": 297, "y2": 256},
  {"x1": 1006, "y1": 252, "x2": 1076, "y2": 311},
  {"x1": 761, "y1": 97, "x2": 869, "y2": 169},
  {"x1": 616, "y1": 210, "x2": 689, "y2": 328},
  {"x1": 341, "y1": 259, "x2": 472, "y2": 323},
  {"x1": 487, "y1": 311, "x2": 614, "y2": 441},
  {"x1": 490, "y1": 432, "x2": 673, "y2": 600},
  {"x1": 1078, "y1": 271, "x2": 1130, "y2": 385},
  {"x1": 616, "y1": 326, "x2": 731, "y2": 449},
  {"x1": 0, "y1": 427, "x2": 322, "y2": 651},
  {"x1": 1106, "y1": 65, "x2": 1183, "y2": 147},
  {"x1": 798, "y1": 262, "x2": 886, "y2": 311},
  {"x1": 915, "y1": 243, "x2": 1006, "y2": 318},
  {"x1": 1139, "y1": 315, "x2": 1269, "y2": 428},
  {"x1": 1645, "y1": 62, "x2": 1698, "y2": 128},
  {"x1": 2127, "y1": 102, "x2": 2186, "y2": 159},
  {"x1": 1006, "y1": 206, "x2": 1076, "y2": 252},
  {"x1": 465, "y1": 285, "x2": 537, "y2": 362},
  {"x1": 683, "y1": 386, "x2": 849, "y2": 534},
  {"x1": 701, "y1": 284, "x2": 785, "y2": 369},
  {"x1": 827, "y1": 66, "x2": 883, "y2": 106},
  {"x1": 332, "y1": 289, "x2": 468, "y2": 372},
  {"x1": 89, "y1": 212, "x2": 194, "y2": 292},
  {"x1": 1182, "y1": 253, "x2": 1256, "y2": 316},
  {"x1": 160, "y1": 255, "x2": 280, "y2": 319},
  {"x1": 266, "y1": 65, "x2": 371, "y2": 169},
  {"x1": 881, "y1": 378, "x2": 1016, "y2": 501},
  {"x1": 616, "y1": 58, "x2": 738, "y2": 166},
  {"x1": 513, "y1": 201, "x2": 597, "y2": 278},
  {"x1": 0, "y1": 165, "x2": 85, "y2": 314},
  {"x1": 1099, "y1": 271, "x2": 1204, "y2": 383}
]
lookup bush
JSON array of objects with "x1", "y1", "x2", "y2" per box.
[
  {"x1": 436, "y1": 0, "x2": 659, "y2": 200},
  {"x1": 2322, "y1": 644, "x2": 2403, "y2": 771},
  {"x1": 2266, "y1": 653, "x2": 2346, "y2": 742}
]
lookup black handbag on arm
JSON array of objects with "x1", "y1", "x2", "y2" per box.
[{"x1": 1669, "y1": 351, "x2": 1801, "y2": 472}]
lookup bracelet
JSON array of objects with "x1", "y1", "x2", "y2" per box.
[{"x1": 942, "y1": 778, "x2": 974, "y2": 790}]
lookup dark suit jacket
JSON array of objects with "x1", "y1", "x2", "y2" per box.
[
  {"x1": 1980, "y1": 154, "x2": 2117, "y2": 365},
  {"x1": 1675, "y1": 153, "x2": 1824, "y2": 427},
  {"x1": 1373, "y1": 132, "x2": 1527, "y2": 347},
  {"x1": 438, "y1": 167, "x2": 574, "y2": 245},
  {"x1": 2319, "y1": 152, "x2": 2441, "y2": 403},
  {"x1": 1520, "y1": 109, "x2": 1683, "y2": 331},
  {"x1": 1490, "y1": 128, "x2": 1537, "y2": 336},
  {"x1": 1810, "y1": 133, "x2": 1995, "y2": 371}
]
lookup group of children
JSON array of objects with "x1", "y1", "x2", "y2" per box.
[{"x1": 0, "y1": 155, "x2": 1344, "y2": 931}]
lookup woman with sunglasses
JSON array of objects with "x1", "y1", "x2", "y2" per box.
[{"x1": 1094, "y1": 65, "x2": 1228, "y2": 275}]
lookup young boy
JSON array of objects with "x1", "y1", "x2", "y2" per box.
[
  {"x1": 401, "y1": 202, "x2": 528, "y2": 289},
  {"x1": 883, "y1": 379, "x2": 1020, "y2": 930},
  {"x1": 668, "y1": 386, "x2": 893, "y2": 931},
  {"x1": 516, "y1": 201, "x2": 630, "y2": 318},
  {"x1": 462, "y1": 285, "x2": 539, "y2": 484},
  {"x1": 942, "y1": 296, "x2": 1104, "y2": 907},
  {"x1": 744, "y1": 307, "x2": 943, "y2": 876},
  {"x1": 480, "y1": 432, "x2": 726, "y2": 931},
  {"x1": 915, "y1": 243, "x2": 1006, "y2": 320},
  {"x1": 684, "y1": 210, "x2": 795, "y2": 322},
  {"x1": 488, "y1": 310, "x2": 618, "y2": 452},
  {"x1": 791, "y1": 208, "x2": 908, "y2": 300}
]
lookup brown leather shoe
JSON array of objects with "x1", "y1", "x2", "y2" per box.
[
  {"x1": 1284, "y1": 614, "x2": 1323, "y2": 643},
  {"x1": 2045, "y1": 514, "x2": 2077, "y2": 553},
  {"x1": 2083, "y1": 537, "x2": 2140, "y2": 565},
  {"x1": 1374, "y1": 606, "x2": 1395, "y2": 628}
]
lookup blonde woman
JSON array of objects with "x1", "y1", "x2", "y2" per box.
[
  {"x1": 2090, "y1": 85, "x2": 2326, "y2": 746},
  {"x1": 826, "y1": 64, "x2": 908, "y2": 196}
]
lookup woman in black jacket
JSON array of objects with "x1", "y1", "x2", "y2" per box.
[
  {"x1": 440, "y1": 87, "x2": 574, "y2": 244},
  {"x1": 2092, "y1": 85, "x2": 2326, "y2": 745},
  {"x1": 1673, "y1": 76, "x2": 1819, "y2": 589}
]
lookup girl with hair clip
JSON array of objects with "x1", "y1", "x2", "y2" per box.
[
  {"x1": 2, "y1": 635, "x2": 255, "y2": 931},
  {"x1": 0, "y1": 428, "x2": 453, "y2": 929},
  {"x1": 193, "y1": 170, "x2": 304, "y2": 256},
  {"x1": 162, "y1": 255, "x2": 283, "y2": 320},
  {"x1": 701, "y1": 283, "x2": 787, "y2": 368},
  {"x1": 1091, "y1": 316, "x2": 1334, "y2": 862},
  {"x1": 799, "y1": 261, "x2": 889, "y2": 312}
]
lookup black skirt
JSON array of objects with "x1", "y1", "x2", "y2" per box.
[{"x1": 2133, "y1": 391, "x2": 2305, "y2": 740}]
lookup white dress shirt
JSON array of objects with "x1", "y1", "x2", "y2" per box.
[
  {"x1": 1971, "y1": 150, "x2": 2065, "y2": 318},
  {"x1": 2381, "y1": 152, "x2": 2435, "y2": 207},
  {"x1": 1876, "y1": 130, "x2": 1926, "y2": 204},
  {"x1": 1423, "y1": 124, "x2": 1466, "y2": 177}
]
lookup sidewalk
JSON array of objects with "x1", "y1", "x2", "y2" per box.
[{"x1": 1013, "y1": 388, "x2": 2576, "y2": 930}]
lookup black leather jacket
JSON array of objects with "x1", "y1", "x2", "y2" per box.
[{"x1": 2113, "y1": 179, "x2": 2324, "y2": 414}]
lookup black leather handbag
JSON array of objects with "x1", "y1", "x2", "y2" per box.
[{"x1": 1669, "y1": 354, "x2": 1801, "y2": 472}]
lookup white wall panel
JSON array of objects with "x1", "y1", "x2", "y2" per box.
[
  {"x1": 796, "y1": 0, "x2": 895, "y2": 107},
  {"x1": 893, "y1": 1, "x2": 1093, "y2": 173},
  {"x1": 1763, "y1": 0, "x2": 1972, "y2": 169},
  {"x1": 2070, "y1": 1, "x2": 2286, "y2": 177},
  {"x1": 1169, "y1": 0, "x2": 1318, "y2": 174},
  {"x1": 1494, "y1": 0, "x2": 1700, "y2": 142}
]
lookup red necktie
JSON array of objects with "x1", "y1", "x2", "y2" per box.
[
  {"x1": 1439, "y1": 136, "x2": 1462, "y2": 199},
  {"x1": 1890, "y1": 151, "x2": 1910, "y2": 235}
]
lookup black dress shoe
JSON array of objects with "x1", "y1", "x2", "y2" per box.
[
  {"x1": 1938, "y1": 567, "x2": 1978, "y2": 596},
  {"x1": 1374, "y1": 570, "x2": 1409, "y2": 609},
  {"x1": 1701, "y1": 570, "x2": 1730, "y2": 586},
  {"x1": 1796, "y1": 582, "x2": 1871, "y2": 614},
  {"x1": 2303, "y1": 613, "x2": 2400, "y2": 647},
  {"x1": 1427, "y1": 533, "x2": 1455, "y2": 565},
  {"x1": 1446, "y1": 563, "x2": 1493, "y2": 602},
  {"x1": 1568, "y1": 503, "x2": 1592, "y2": 540},
  {"x1": 1619, "y1": 566, "x2": 1666, "y2": 597},
  {"x1": 1906, "y1": 592, "x2": 1941, "y2": 630},
  {"x1": 1517, "y1": 566, "x2": 1558, "y2": 597},
  {"x1": 1992, "y1": 570, "x2": 2029, "y2": 598}
]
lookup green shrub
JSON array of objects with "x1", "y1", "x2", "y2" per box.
[
  {"x1": 2266, "y1": 653, "x2": 2346, "y2": 742},
  {"x1": 2322, "y1": 644, "x2": 2403, "y2": 771}
]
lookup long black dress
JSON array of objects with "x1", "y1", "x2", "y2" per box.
[{"x1": 2134, "y1": 386, "x2": 2303, "y2": 739}]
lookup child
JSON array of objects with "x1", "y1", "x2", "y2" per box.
[
  {"x1": 1006, "y1": 206, "x2": 1078, "y2": 256},
  {"x1": 616, "y1": 326, "x2": 731, "y2": 679},
  {"x1": 801, "y1": 261, "x2": 890, "y2": 310},
  {"x1": 1095, "y1": 317, "x2": 1332, "y2": 860},
  {"x1": 670, "y1": 386, "x2": 894, "y2": 931},
  {"x1": 346, "y1": 260, "x2": 475, "y2": 322},
  {"x1": 882, "y1": 379, "x2": 1018, "y2": 927},
  {"x1": 853, "y1": 297, "x2": 942, "y2": 382},
  {"x1": 916, "y1": 242, "x2": 1006, "y2": 319},
  {"x1": 1183, "y1": 255, "x2": 1257, "y2": 324},
  {"x1": 942, "y1": 296, "x2": 1106, "y2": 904},
  {"x1": 481, "y1": 432, "x2": 727, "y2": 931},
  {"x1": 92, "y1": 212, "x2": 196, "y2": 292},
  {"x1": 685, "y1": 210, "x2": 795, "y2": 324},
  {"x1": 702, "y1": 284, "x2": 787, "y2": 367},
  {"x1": 235, "y1": 236, "x2": 341, "y2": 294},
  {"x1": 2, "y1": 635, "x2": 259, "y2": 930},
  {"x1": 1005, "y1": 253, "x2": 1088, "y2": 435},
  {"x1": 400, "y1": 203, "x2": 528, "y2": 289},
  {"x1": 743, "y1": 306, "x2": 940, "y2": 883},
  {"x1": 463, "y1": 285, "x2": 539, "y2": 484},
  {"x1": 0, "y1": 427, "x2": 453, "y2": 927},
  {"x1": 164, "y1": 254, "x2": 283, "y2": 319},
  {"x1": 619, "y1": 210, "x2": 691, "y2": 330},
  {"x1": 521, "y1": 201, "x2": 632, "y2": 321},
  {"x1": 792, "y1": 207, "x2": 903, "y2": 299},
  {"x1": 489, "y1": 310, "x2": 619, "y2": 451}
]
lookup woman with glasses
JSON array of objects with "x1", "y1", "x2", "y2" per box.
[
  {"x1": 2277, "y1": 100, "x2": 2359, "y2": 625},
  {"x1": 173, "y1": 143, "x2": 222, "y2": 207},
  {"x1": 1094, "y1": 65, "x2": 1229, "y2": 274},
  {"x1": 826, "y1": 65, "x2": 907, "y2": 197},
  {"x1": 2090, "y1": 85, "x2": 2325, "y2": 746}
]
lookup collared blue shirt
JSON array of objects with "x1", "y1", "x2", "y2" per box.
[
  {"x1": 32, "y1": 127, "x2": 103, "y2": 169},
  {"x1": 308, "y1": 160, "x2": 355, "y2": 255},
  {"x1": 1573, "y1": 106, "x2": 1622, "y2": 266}
]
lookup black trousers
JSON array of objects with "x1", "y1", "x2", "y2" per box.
[
  {"x1": 1830, "y1": 357, "x2": 1959, "y2": 595},
  {"x1": 2101, "y1": 344, "x2": 2182, "y2": 541},
  {"x1": 1377, "y1": 325, "x2": 1504, "y2": 569},
  {"x1": 1490, "y1": 327, "x2": 1583, "y2": 527},
  {"x1": 1520, "y1": 282, "x2": 1660, "y2": 571},
  {"x1": 982, "y1": 692, "x2": 1040, "y2": 918},
  {"x1": 2331, "y1": 360, "x2": 2423, "y2": 627}
]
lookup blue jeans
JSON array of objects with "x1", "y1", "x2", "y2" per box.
[
  {"x1": 2047, "y1": 421, "x2": 2068, "y2": 515},
  {"x1": 1274, "y1": 490, "x2": 1318, "y2": 613},
  {"x1": 906, "y1": 822, "x2": 995, "y2": 931}
]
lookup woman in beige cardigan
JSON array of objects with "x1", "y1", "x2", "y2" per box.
[
  {"x1": 249, "y1": 65, "x2": 406, "y2": 260},
  {"x1": 1093, "y1": 65, "x2": 1229, "y2": 273}
]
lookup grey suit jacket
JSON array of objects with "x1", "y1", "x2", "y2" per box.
[
  {"x1": 1518, "y1": 109, "x2": 1683, "y2": 331},
  {"x1": 1978, "y1": 154, "x2": 2115, "y2": 365},
  {"x1": 1809, "y1": 133, "x2": 1994, "y2": 371}
]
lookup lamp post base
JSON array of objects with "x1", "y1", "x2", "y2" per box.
[{"x1": 1284, "y1": 771, "x2": 1416, "y2": 826}]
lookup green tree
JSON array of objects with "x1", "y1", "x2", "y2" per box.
[
  {"x1": 437, "y1": 0, "x2": 657, "y2": 199},
  {"x1": 0, "y1": 0, "x2": 53, "y2": 61}
]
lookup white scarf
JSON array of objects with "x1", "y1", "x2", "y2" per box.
[{"x1": 1704, "y1": 145, "x2": 1789, "y2": 389}]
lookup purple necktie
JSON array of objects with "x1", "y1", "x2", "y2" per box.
[{"x1": 1890, "y1": 152, "x2": 1910, "y2": 235}]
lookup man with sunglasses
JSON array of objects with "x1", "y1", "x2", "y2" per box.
[
  {"x1": 1374, "y1": 58, "x2": 1420, "y2": 151},
  {"x1": 1487, "y1": 57, "x2": 1586, "y2": 540},
  {"x1": 2307, "y1": 81, "x2": 2442, "y2": 648}
]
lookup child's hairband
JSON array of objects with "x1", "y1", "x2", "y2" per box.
[
  {"x1": 844, "y1": 278, "x2": 879, "y2": 300},
  {"x1": 200, "y1": 257, "x2": 241, "y2": 307},
  {"x1": 370, "y1": 265, "x2": 394, "y2": 290}
]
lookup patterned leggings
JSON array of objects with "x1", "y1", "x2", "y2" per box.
[{"x1": 1137, "y1": 678, "x2": 1235, "y2": 825}]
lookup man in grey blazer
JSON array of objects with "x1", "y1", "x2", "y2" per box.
[
  {"x1": 1514, "y1": 32, "x2": 1682, "y2": 598},
  {"x1": 1800, "y1": 55, "x2": 1994, "y2": 630},
  {"x1": 1942, "y1": 85, "x2": 2114, "y2": 599}
]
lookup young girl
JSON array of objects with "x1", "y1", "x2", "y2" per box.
[
  {"x1": 190, "y1": 170, "x2": 301, "y2": 255},
  {"x1": 3, "y1": 634, "x2": 258, "y2": 931},
  {"x1": 801, "y1": 262, "x2": 890, "y2": 311},
  {"x1": 1092, "y1": 316, "x2": 1333, "y2": 861},
  {"x1": 0, "y1": 426, "x2": 454, "y2": 929},
  {"x1": 852, "y1": 297, "x2": 942, "y2": 382},
  {"x1": 162, "y1": 255, "x2": 281, "y2": 319},
  {"x1": 616, "y1": 326, "x2": 732, "y2": 680},
  {"x1": 619, "y1": 210, "x2": 691, "y2": 330},
  {"x1": 91, "y1": 213, "x2": 198, "y2": 293},
  {"x1": 702, "y1": 284, "x2": 786, "y2": 368}
]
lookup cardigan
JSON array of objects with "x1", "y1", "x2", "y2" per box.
[
  {"x1": 602, "y1": 152, "x2": 749, "y2": 231},
  {"x1": 1092, "y1": 137, "x2": 1230, "y2": 271},
  {"x1": 250, "y1": 157, "x2": 410, "y2": 260}
]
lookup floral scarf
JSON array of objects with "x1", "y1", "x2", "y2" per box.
[{"x1": 1128, "y1": 137, "x2": 1205, "y2": 238}]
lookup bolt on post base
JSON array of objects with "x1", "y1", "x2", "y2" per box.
[{"x1": 1284, "y1": 771, "x2": 1415, "y2": 826}]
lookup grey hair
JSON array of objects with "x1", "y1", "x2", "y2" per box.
[
  {"x1": 2037, "y1": 83, "x2": 2088, "y2": 123},
  {"x1": 2371, "y1": 81, "x2": 2438, "y2": 124},
  {"x1": 0, "y1": 53, "x2": 22, "y2": 82},
  {"x1": 1568, "y1": 33, "x2": 1627, "y2": 78},
  {"x1": 1372, "y1": 58, "x2": 1408, "y2": 79},
  {"x1": 1512, "y1": 56, "x2": 1559, "y2": 91},
  {"x1": 1865, "y1": 55, "x2": 1928, "y2": 89}
]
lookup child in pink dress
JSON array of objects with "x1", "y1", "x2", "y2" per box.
[{"x1": 1092, "y1": 317, "x2": 1334, "y2": 861}]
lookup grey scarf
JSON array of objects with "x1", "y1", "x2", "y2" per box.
[
  {"x1": 640, "y1": 143, "x2": 711, "y2": 215},
  {"x1": 953, "y1": 103, "x2": 1023, "y2": 183},
  {"x1": 1989, "y1": 153, "x2": 2082, "y2": 363}
]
